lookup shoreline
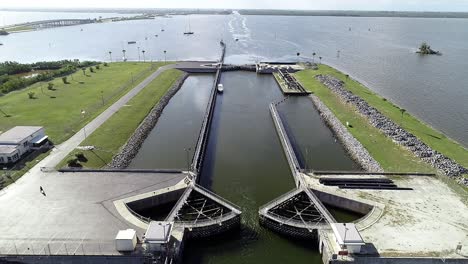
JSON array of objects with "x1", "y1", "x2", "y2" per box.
[
  {"x1": 307, "y1": 94, "x2": 383, "y2": 172},
  {"x1": 324, "y1": 61, "x2": 468, "y2": 150},
  {"x1": 310, "y1": 71, "x2": 467, "y2": 185},
  {"x1": 109, "y1": 73, "x2": 189, "y2": 169}
]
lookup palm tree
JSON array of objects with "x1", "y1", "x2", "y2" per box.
[
  {"x1": 312, "y1": 52, "x2": 316, "y2": 63},
  {"x1": 142, "y1": 50, "x2": 146, "y2": 62},
  {"x1": 122, "y1": 49, "x2": 127, "y2": 61},
  {"x1": 163, "y1": 50, "x2": 167, "y2": 63},
  {"x1": 108, "y1": 51, "x2": 112, "y2": 62},
  {"x1": 319, "y1": 56, "x2": 322, "y2": 64}
]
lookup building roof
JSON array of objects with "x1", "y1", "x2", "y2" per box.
[
  {"x1": 0, "y1": 126, "x2": 43, "y2": 144},
  {"x1": 331, "y1": 223, "x2": 365, "y2": 245},
  {"x1": 144, "y1": 221, "x2": 173, "y2": 244},
  {"x1": 0, "y1": 145, "x2": 18, "y2": 155},
  {"x1": 115, "y1": 229, "x2": 136, "y2": 240}
]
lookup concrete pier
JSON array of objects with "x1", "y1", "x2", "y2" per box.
[
  {"x1": 191, "y1": 42, "x2": 226, "y2": 176},
  {"x1": 259, "y1": 102, "x2": 336, "y2": 240}
]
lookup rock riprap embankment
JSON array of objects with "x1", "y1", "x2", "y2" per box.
[
  {"x1": 109, "y1": 73, "x2": 189, "y2": 169},
  {"x1": 308, "y1": 95, "x2": 383, "y2": 172},
  {"x1": 315, "y1": 74, "x2": 467, "y2": 184}
]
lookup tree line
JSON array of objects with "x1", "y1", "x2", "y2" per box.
[{"x1": 0, "y1": 60, "x2": 99, "y2": 95}]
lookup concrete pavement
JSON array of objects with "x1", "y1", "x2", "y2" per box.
[{"x1": 0, "y1": 171, "x2": 185, "y2": 255}]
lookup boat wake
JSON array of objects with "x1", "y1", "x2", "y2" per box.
[{"x1": 228, "y1": 12, "x2": 251, "y2": 48}]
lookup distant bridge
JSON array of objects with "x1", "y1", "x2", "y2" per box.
[{"x1": 4, "y1": 19, "x2": 95, "y2": 30}]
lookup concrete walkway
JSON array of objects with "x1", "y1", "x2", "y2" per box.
[{"x1": 1, "y1": 64, "x2": 174, "y2": 196}]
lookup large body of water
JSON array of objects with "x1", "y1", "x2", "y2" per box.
[{"x1": 1, "y1": 11, "x2": 467, "y2": 147}]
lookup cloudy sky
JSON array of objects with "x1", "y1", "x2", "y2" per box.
[{"x1": 1, "y1": 0, "x2": 468, "y2": 12}]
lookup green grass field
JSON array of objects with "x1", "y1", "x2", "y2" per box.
[
  {"x1": 0, "y1": 62, "x2": 168, "y2": 144},
  {"x1": 295, "y1": 65, "x2": 466, "y2": 173},
  {"x1": 57, "y1": 69, "x2": 183, "y2": 169},
  {"x1": 5, "y1": 25, "x2": 34, "y2": 32},
  {"x1": 296, "y1": 65, "x2": 468, "y2": 169}
]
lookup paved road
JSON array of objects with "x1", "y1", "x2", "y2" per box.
[{"x1": 1, "y1": 64, "x2": 175, "y2": 195}]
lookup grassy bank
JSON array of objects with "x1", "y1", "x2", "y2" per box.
[
  {"x1": 0, "y1": 62, "x2": 168, "y2": 144},
  {"x1": 296, "y1": 66, "x2": 443, "y2": 173},
  {"x1": 57, "y1": 69, "x2": 183, "y2": 169},
  {"x1": 295, "y1": 64, "x2": 467, "y2": 169},
  {"x1": 4, "y1": 25, "x2": 34, "y2": 33}
]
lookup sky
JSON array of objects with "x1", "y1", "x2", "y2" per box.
[{"x1": 1, "y1": 0, "x2": 468, "y2": 12}]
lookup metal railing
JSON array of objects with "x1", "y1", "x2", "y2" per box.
[
  {"x1": 258, "y1": 188, "x2": 300, "y2": 212},
  {"x1": 124, "y1": 203, "x2": 152, "y2": 224},
  {"x1": 191, "y1": 42, "x2": 226, "y2": 176},
  {"x1": 194, "y1": 184, "x2": 242, "y2": 212}
]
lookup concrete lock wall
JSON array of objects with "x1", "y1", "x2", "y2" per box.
[
  {"x1": 259, "y1": 215, "x2": 319, "y2": 241},
  {"x1": 126, "y1": 188, "x2": 186, "y2": 212},
  {"x1": 346, "y1": 257, "x2": 468, "y2": 264},
  {"x1": 312, "y1": 189, "x2": 373, "y2": 215}
]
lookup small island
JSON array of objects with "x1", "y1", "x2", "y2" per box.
[{"x1": 416, "y1": 42, "x2": 441, "y2": 55}]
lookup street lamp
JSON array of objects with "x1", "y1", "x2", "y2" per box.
[
  {"x1": 122, "y1": 49, "x2": 127, "y2": 61},
  {"x1": 108, "y1": 51, "x2": 112, "y2": 62}
]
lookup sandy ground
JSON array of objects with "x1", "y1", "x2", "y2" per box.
[{"x1": 305, "y1": 174, "x2": 468, "y2": 258}]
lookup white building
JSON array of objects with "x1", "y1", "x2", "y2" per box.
[
  {"x1": 144, "y1": 221, "x2": 173, "y2": 252},
  {"x1": 330, "y1": 223, "x2": 365, "y2": 254},
  {"x1": 0, "y1": 126, "x2": 48, "y2": 164}
]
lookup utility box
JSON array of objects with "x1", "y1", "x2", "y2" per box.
[
  {"x1": 115, "y1": 229, "x2": 137, "y2": 252},
  {"x1": 144, "y1": 221, "x2": 173, "y2": 252}
]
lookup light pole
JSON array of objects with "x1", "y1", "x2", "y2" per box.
[
  {"x1": 342, "y1": 223, "x2": 348, "y2": 250},
  {"x1": 108, "y1": 51, "x2": 112, "y2": 62},
  {"x1": 81, "y1": 109, "x2": 87, "y2": 139},
  {"x1": 142, "y1": 50, "x2": 146, "y2": 62},
  {"x1": 164, "y1": 50, "x2": 167, "y2": 63},
  {"x1": 137, "y1": 46, "x2": 141, "y2": 61},
  {"x1": 122, "y1": 49, "x2": 127, "y2": 61}
]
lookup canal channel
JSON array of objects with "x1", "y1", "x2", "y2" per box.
[{"x1": 130, "y1": 71, "x2": 362, "y2": 263}]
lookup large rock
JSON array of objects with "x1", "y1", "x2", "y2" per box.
[{"x1": 315, "y1": 74, "x2": 467, "y2": 185}]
